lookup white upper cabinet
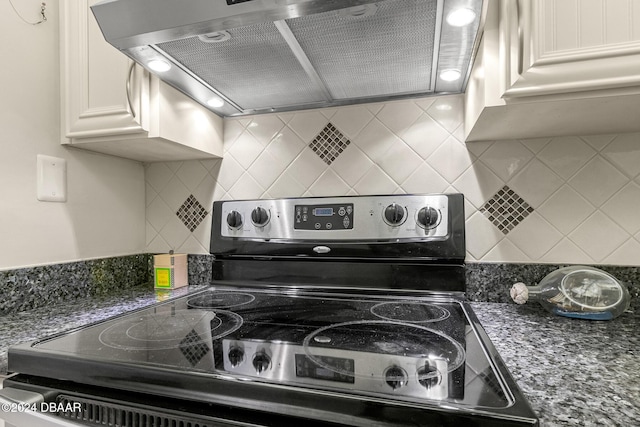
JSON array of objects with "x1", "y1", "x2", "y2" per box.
[
  {"x1": 59, "y1": 0, "x2": 224, "y2": 162},
  {"x1": 465, "y1": 0, "x2": 640, "y2": 141}
]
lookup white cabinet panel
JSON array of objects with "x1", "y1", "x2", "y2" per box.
[
  {"x1": 541, "y1": 0, "x2": 639, "y2": 51},
  {"x1": 505, "y1": 0, "x2": 640, "y2": 98},
  {"x1": 60, "y1": 0, "x2": 223, "y2": 162},
  {"x1": 465, "y1": 0, "x2": 640, "y2": 141}
]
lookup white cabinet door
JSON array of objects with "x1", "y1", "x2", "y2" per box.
[
  {"x1": 502, "y1": 0, "x2": 640, "y2": 98},
  {"x1": 59, "y1": 0, "x2": 223, "y2": 162},
  {"x1": 61, "y1": 0, "x2": 145, "y2": 138},
  {"x1": 465, "y1": 0, "x2": 640, "y2": 141}
]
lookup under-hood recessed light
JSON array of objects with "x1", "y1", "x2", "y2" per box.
[
  {"x1": 148, "y1": 59, "x2": 171, "y2": 73},
  {"x1": 207, "y1": 97, "x2": 225, "y2": 108},
  {"x1": 446, "y1": 7, "x2": 476, "y2": 27},
  {"x1": 440, "y1": 69, "x2": 461, "y2": 81}
]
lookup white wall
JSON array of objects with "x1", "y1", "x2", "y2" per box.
[
  {"x1": 0, "y1": 3, "x2": 145, "y2": 270},
  {"x1": 145, "y1": 95, "x2": 640, "y2": 266}
]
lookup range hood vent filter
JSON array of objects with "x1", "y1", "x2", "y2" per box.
[
  {"x1": 92, "y1": 0, "x2": 483, "y2": 117},
  {"x1": 157, "y1": 22, "x2": 330, "y2": 112},
  {"x1": 285, "y1": 0, "x2": 437, "y2": 100}
]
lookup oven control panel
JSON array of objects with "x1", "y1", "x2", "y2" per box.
[
  {"x1": 221, "y1": 339, "x2": 448, "y2": 400},
  {"x1": 294, "y1": 203, "x2": 354, "y2": 231},
  {"x1": 218, "y1": 194, "x2": 450, "y2": 241}
]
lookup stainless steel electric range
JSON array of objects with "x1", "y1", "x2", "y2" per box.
[{"x1": 2, "y1": 194, "x2": 538, "y2": 426}]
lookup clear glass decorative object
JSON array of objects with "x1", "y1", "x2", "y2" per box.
[{"x1": 510, "y1": 266, "x2": 630, "y2": 320}]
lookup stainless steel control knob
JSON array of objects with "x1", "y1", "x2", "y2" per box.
[
  {"x1": 252, "y1": 352, "x2": 271, "y2": 373},
  {"x1": 226, "y1": 210, "x2": 243, "y2": 229},
  {"x1": 417, "y1": 206, "x2": 439, "y2": 229},
  {"x1": 417, "y1": 364, "x2": 440, "y2": 389},
  {"x1": 384, "y1": 366, "x2": 408, "y2": 390},
  {"x1": 383, "y1": 203, "x2": 405, "y2": 226},
  {"x1": 251, "y1": 207, "x2": 270, "y2": 227},
  {"x1": 228, "y1": 347, "x2": 245, "y2": 367}
]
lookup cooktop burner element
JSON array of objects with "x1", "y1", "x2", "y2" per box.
[
  {"x1": 5, "y1": 194, "x2": 538, "y2": 427},
  {"x1": 303, "y1": 320, "x2": 465, "y2": 361},
  {"x1": 98, "y1": 309, "x2": 243, "y2": 352},
  {"x1": 302, "y1": 319, "x2": 465, "y2": 400},
  {"x1": 186, "y1": 291, "x2": 256, "y2": 309},
  {"x1": 370, "y1": 301, "x2": 451, "y2": 323}
]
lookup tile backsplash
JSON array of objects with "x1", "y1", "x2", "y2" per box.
[{"x1": 145, "y1": 94, "x2": 640, "y2": 266}]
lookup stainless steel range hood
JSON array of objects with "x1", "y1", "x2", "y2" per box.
[{"x1": 91, "y1": 0, "x2": 484, "y2": 117}]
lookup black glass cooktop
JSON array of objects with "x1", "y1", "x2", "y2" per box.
[{"x1": 9, "y1": 285, "x2": 522, "y2": 414}]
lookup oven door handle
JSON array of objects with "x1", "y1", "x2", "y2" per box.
[{"x1": 0, "y1": 388, "x2": 84, "y2": 427}]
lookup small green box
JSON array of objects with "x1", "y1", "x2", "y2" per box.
[
  {"x1": 154, "y1": 267, "x2": 173, "y2": 288},
  {"x1": 154, "y1": 254, "x2": 188, "y2": 289}
]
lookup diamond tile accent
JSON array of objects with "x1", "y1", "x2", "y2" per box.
[
  {"x1": 176, "y1": 195, "x2": 208, "y2": 232},
  {"x1": 308, "y1": 123, "x2": 350, "y2": 165},
  {"x1": 179, "y1": 329, "x2": 210, "y2": 366},
  {"x1": 480, "y1": 186, "x2": 534, "y2": 235}
]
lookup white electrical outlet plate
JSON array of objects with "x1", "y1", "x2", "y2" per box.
[{"x1": 37, "y1": 155, "x2": 67, "y2": 202}]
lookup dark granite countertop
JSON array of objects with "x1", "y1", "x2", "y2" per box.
[
  {"x1": 471, "y1": 302, "x2": 639, "y2": 427},
  {"x1": 1, "y1": 286, "x2": 638, "y2": 426}
]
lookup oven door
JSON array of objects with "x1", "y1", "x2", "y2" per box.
[{"x1": 0, "y1": 388, "x2": 85, "y2": 427}]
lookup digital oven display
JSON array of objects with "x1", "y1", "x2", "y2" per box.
[
  {"x1": 313, "y1": 207, "x2": 334, "y2": 217},
  {"x1": 295, "y1": 354, "x2": 354, "y2": 384},
  {"x1": 294, "y1": 203, "x2": 353, "y2": 230}
]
